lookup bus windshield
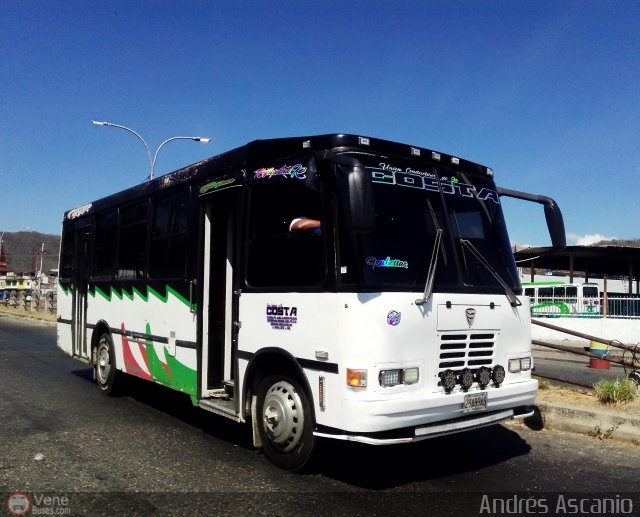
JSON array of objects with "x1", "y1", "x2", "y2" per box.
[{"x1": 338, "y1": 153, "x2": 519, "y2": 294}]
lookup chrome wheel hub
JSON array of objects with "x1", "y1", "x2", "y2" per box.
[{"x1": 262, "y1": 381, "x2": 304, "y2": 452}]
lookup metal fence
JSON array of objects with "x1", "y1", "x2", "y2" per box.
[
  {"x1": 530, "y1": 294, "x2": 640, "y2": 319},
  {"x1": 0, "y1": 290, "x2": 57, "y2": 314}
]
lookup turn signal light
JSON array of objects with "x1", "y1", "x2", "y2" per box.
[{"x1": 347, "y1": 368, "x2": 367, "y2": 388}]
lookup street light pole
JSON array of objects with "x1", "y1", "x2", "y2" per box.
[
  {"x1": 0, "y1": 225, "x2": 31, "y2": 269},
  {"x1": 91, "y1": 121, "x2": 211, "y2": 180}
]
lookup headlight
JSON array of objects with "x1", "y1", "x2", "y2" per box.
[
  {"x1": 475, "y1": 366, "x2": 492, "y2": 389},
  {"x1": 439, "y1": 369, "x2": 457, "y2": 393},
  {"x1": 458, "y1": 368, "x2": 474, "y2": 392},
  {"x1": 492, "y1": 365, "x2": 506, "y2": 387},
  {"x1": 509, "y1": 357, "x2": 532, "y2": 373},
  {"x1": 379, "y1": 369, "x2": 401, "y2": 387},
  {"x1": 379, "y1": 367, "x2": 420, "y2": 387}
]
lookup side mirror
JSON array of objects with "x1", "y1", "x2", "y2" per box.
[
  {"x1": 497, "y1": 187, "x2": 566, "y2": 248},
  {"x1": 319, "y1": 151, "x2": 375, "y2": 232}
]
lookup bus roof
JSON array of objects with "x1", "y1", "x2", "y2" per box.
[{"x1": 63, "y1": 133, "x2": 493, "y2": 223}]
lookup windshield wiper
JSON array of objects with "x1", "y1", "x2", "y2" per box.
[
  {"x1": 415, "y1": 228, "x2": 443, "y2": 306},
  {"x1": 459, "y1": 238, "x2": 522, "y2": 307},
  {"x1": 416, "y1": 199, "x2": 445, "y2": 306}
]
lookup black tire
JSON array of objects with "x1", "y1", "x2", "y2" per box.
[
  {"x1": 95, "y1": 333, "x2": 123, "y2": 396},
  {"x1": 256, "y1": 374, "x2": 315, "y2": 471}
]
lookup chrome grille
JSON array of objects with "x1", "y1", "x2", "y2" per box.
[{"x1": 438, "y1": 333, "x2": 495, "y2": 373}]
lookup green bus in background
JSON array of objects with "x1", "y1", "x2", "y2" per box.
[{"x1": 522, "y1": 282, "x2": 600, "y2": 318}]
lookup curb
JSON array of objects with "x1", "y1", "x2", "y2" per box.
[
  {"x1": 530, "y1": 402, "x2": 640, "y2": 444},
  {"x1": 0, "y1": 309, "x2": 56, "y2": 326}
]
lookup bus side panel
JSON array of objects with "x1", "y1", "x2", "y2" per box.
[
  {"x1": 85, "y1": 282, "x2": 199, "y2": 396},
  {"x1": 56, "y1": 284, "x2": 73, "y2": 356}
]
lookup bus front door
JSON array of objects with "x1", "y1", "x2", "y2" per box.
[
  {"x1": 200, "y1": 188, "x2": 238, "y2": 397},
  {"x1": 72, "y1": 227, "x2": 90, "y2": 360}
]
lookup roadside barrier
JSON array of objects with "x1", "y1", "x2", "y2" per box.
[
  {"x1": 0, "y1": 290, "x2": 56, "y2": 314},
  {"x1": 531, "y1": 319, "x2": 640, "y2": 371}
]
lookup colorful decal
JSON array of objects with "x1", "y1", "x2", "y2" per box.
[
  {"x1": 366, "y1": 256, "x2": 409, "y2": 270},
  {"x1": 387, "y1": 310, "x2": 401, "y2": 326},
  {"x1": 90, "y1": 284, "x2": 191, "y2": 309},
  {"x1": 120, "y1": 322, "x2": 197, "y2": 395},
  {"x1": 266, "y1": 304, "x2": 298, "y2": 330},
  {"x1": 254, "y1": 164, "x2": 307, "y2": 180},
  {"x1": 199, "y1": 177, "x2": 236, "y2": 195},
  {"x1": 370, "y1": 162, "x2": 499, "y2": 204}
]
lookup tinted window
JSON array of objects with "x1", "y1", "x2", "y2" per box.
[
  {"x1": 118, "y1": 201, "x2": 149, "y2": 279},
  {"x1": 583, "y1": 286, "x2": 599, "y2": 297},
  {"x1": 246, "y1": 181, "x2": 325, "y2": 287},
  {"x1": 93, "y1": 210, "x2": 117, "y2": 275},
  {"x1": 566, "y1": 286, "x2": 578, "y2": 302},
  {"x1": 149, "y1": 190, "x2": 189, "y2": 278},
  {"x1": 59, "y1": 223, "x2": 75, "y2": 282},
  {"x1": 553, "y1": 286, "x2": 566, "y2": 298},
  {"x1": 538, "y1": 287, "x2": 553, "y2": 301}
]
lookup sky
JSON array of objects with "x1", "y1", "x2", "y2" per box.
[{"x1": 1, "y1": 0, "x2": 639, "y2": 248}]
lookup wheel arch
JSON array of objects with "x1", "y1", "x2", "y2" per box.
[
  {"x1": 242, "y1": 347, "x2": 316, "y2": 422},
  {"x1": 90, "y1": 320, "x2": 112, "y2": 364}
]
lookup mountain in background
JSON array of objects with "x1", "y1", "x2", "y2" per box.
[
  {"x1": 1, "y1": 231, "x2": 61, "y2": 274},
  {"x1": 594, "y1": 238, "x2": 640, "y2": 247}
]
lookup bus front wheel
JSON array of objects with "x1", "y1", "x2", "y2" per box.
[
  {"x1": 95, "y1": 333, "x2": 122, "y2": 396},
  {"x1": 256, "y1": 375, "x2": 315, "y2": 471}
]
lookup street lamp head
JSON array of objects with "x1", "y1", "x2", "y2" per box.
[
  {"x1": 193, "y1": 137, "x2": 211, "y2": 143},
  {"x1": 91, "y1": 120, "x2": 109, "y2": 126}
]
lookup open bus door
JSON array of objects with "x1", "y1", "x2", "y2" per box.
[
  {"x1": 71, "y1": 226, "x2": 91, "y2": 360},
  {"x1": 198, "y1": 177, "x2": 241, "y2": 406}
]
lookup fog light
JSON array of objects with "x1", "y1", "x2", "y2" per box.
[
  {"x1": 458, "y1": 368, "x2": 474, "y2": 392},
  {"x1": 404, "y1": 367, "x2": 420, "y2": 385},
  {"x1": 475, "y1": 366, "x2": 492, "y2": 389},
  {"x1": 492, "y1": 365, "x2": 505, "y2": 387},
  {"x1": 347, "y1": 368, "x2": 367, "y2": 387},
  {"x1": 439, "y1": 369, "x2": 457, "y2": 393},
  {"x1": 521, "y1": 357, "x2": 531, "y2": 371},
  {"x1": 509, "y1": 358, "x2": 522, "y2": 373},
  {"x1": 379, "y1": 369, "x2": 402, "y2": 387}
]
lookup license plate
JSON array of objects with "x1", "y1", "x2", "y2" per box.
[{"x1": 462, "y1": 392, "x2": 487, "y2": 412}]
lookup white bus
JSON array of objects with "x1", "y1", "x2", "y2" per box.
[
  {"x1": 57, "y1": 134, "x2": 565, "y2": 471},
  {"x1": 522, "y1": 282, "x2": 600, "y2": 317}
]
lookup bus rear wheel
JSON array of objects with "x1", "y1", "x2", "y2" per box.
[
  {"x1": 95, "y1": 333, "x2": 123, "y2": 396},
  {"x1": 256, "y1": 375, "x2": 315, "y2": 471}
]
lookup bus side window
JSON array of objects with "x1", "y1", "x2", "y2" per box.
[
  {"x1": 553, "y1": 286, "x2": 565, "y2": 300},
  {"x1": 59, "y1": 223, "x2": 75, "y2": 285},
  {"x1": 246, "y1": 182, "x2": 325, "y2": 287},
  {"x1": 118, "y1": 200, "x2": 149, "y2": 279},
  {"x1": 538, "y1": 287, "x2": 553, "y2": 303},
  {"x1": 566, "y1": 286, "x2": 578, "y2": 303},
  {"x1": 149, "y1": 190, "x2": 189, "y2": 279},
  {"x1": 524, "y1": 287, "x2": 535, "y2": 301},
  {"x1": 92, "y1": 210, "x2": 118, "y2": 278}
]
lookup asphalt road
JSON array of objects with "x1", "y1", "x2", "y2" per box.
[
  {"x1": 2, "y1": 316, "x2": 640, "y2": 516},
  {"x1": 534, "y1": 355, "x2": 631, "y2": 388}
]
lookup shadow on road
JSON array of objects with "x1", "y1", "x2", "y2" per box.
[
  {"x1": 71, "y1": 368, "x2": 533, "y2": 489},
  {"x1": 311, "y1": 424, "x2": 532, "y2": 489}
]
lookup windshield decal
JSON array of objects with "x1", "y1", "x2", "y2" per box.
[
  {"x1": 254, "y1": 164, "x2": 307, "y2": 180},
  {"x1": 370, "y1": 163, "x2": 499, "y2": 204},
  {"x1": 366, "y1": 256, "x2": 409, "y2": 270}
]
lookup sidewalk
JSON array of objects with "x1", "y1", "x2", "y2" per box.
[
  {"x1": 531, "y1": 340, "x2": 640, "y2": 444},
  {"x1": 0, "y1": 305, "x2": 56, "y2": 325},
  {"x1": 1, "y1": 307, "x2": 638, "y2": 444}
]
